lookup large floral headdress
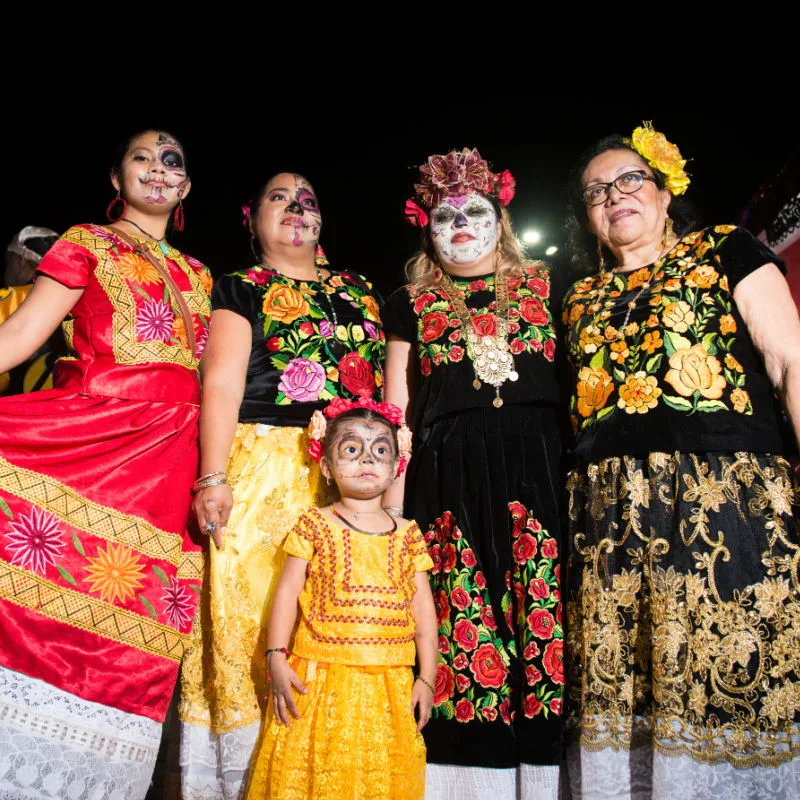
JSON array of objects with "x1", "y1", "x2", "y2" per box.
[
  {"x1": 626, "y1": 121, "x2": 690, "y2": 196},
  {"x1": 307, "y1": 397, "x2": 412, "y2": 477},
  {"x1": 404, "y1": 147, "x2": 516, "y2": 227}
]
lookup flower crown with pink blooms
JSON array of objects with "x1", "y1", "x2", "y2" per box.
[
  {"x1": 307, "y1": 397, "x2": 413, "y2": 477},
  {"x1": 404, "y1": 147, "x2": 516, "y2": 228}
]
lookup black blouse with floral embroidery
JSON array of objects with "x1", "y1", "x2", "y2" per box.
[
  {"x1": 381, "y1": 266, "x2": 561, "y2": 433},
  {"x1": 212, "y1": 265, "x2": 385, "y2": 427},
  {"x1": 561, "y1": 225, "x2": 787, "y2": 466}
]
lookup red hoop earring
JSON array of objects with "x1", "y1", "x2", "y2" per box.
[
  {"x1": 173, "y1": 200, "x2": 185, "y2": 232},
  {"x1": 106, "y1": 192, "x2": 127, "y2": 222}
]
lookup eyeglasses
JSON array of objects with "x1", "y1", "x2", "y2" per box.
[{"x1": 581, "y1": 170, "x2": 657, "y2": 206}]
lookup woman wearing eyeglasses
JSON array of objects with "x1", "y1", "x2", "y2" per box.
[{"x1": 560, "y1": 123, "x2": 800, "y2": 799}]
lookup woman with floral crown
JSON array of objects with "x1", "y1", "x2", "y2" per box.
[
  {"x1": 178, "y1": 172, "x2": 386, "y2": 800},
  {"x1": 0, "y1": 128, "x2": 212, "y2": 799},
  {"x1": 382, "y1": 149, "x2": 565, "y2": 799},
  {"x1": 561, "y1": 122, "x2": 800, "y2": 799}
]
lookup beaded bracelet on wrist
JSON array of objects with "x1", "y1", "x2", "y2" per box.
[{"x1": 415, "y1": 675, "x2": 435, "y2": 696}]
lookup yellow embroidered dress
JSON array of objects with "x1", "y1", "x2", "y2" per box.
[
  {"x1": 244, "y1": 508, "x2": 433, "y2": 800},
  {"x1": 561, "y1": 226, "x2": 800, "y2": 799},
  {"x1": 179, "y1": 266, "x2": 386, "y2": 800}
]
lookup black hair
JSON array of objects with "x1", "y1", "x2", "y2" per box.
[
  {"x1": 563, "y1": 134, "x2": 699, "y2": 274},
  {"x1": 321, "y1": 408, "x2": 398, "y2": 462}
]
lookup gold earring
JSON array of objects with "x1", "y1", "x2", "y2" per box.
[
  {"x1": 596, "y1": 238, "x2": 605, "y2": 271},
  {"x1": 326, "y1": 476, "x2": 331, "y2": 486},
  {"x1": 662, "y1": 217, "x2": 675, "y2": 250}
]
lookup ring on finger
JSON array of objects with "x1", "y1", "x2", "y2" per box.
[{"x1": 203, "y1": 521, "x2": 218, "y2": 534}]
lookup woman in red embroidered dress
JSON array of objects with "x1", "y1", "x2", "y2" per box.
[
  {"x1": 0, "y1": 128, "x2": 212, "y2": 800},
  {"x1": 381, "y1": 149, "x2": 565, "y2": 800}
]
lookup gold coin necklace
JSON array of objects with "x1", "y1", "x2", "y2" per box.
[{"x1": 438, "y1": 271, "x2": 518, "y2": 408}]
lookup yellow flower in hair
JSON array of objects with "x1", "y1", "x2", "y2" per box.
[{"x1": 629, "y1": 121, "x2": 690, "y2": 196}]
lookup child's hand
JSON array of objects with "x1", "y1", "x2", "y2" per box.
[
  {"x1": 410, "y1": 676, "x2": 434, "y2": 731},
  {"x1": 269, "y1": 655, "x2": 308, "y2": 726}
]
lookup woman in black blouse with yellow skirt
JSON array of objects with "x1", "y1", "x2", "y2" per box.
[{"x1": 179, "y1": 172, "x2": 386, "y2": 800}]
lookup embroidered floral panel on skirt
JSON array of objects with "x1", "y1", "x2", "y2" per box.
[{"x1": 564, "y1": 451, "x2": 800, "y2": 800}]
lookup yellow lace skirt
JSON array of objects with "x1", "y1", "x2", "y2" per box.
[
  {"x1": 179, "y1": 424, "x2": 335, "y2": 798},
  {"x1": 244, "y1": 658, "x2": 426, "y2": 800}
]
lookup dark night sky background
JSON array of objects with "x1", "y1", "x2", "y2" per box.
[{"x1": 3, "y1": 92, "x2": 795, "y2": 300}]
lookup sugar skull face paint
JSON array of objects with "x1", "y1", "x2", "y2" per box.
[
  {"x1": 430, "y1": 193, "x2": 498, "y2": 266},
  {"x1": 117, "y1": 131, "x2": 188, "y2": 207},
  {"x1": 256, "y1": 172, "x2": 322, "y2": 250},
  {"x1": 321, "y1": 418, "x2": 398, "y2": 500}
]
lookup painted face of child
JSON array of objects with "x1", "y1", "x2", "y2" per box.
[
  {"x1": 430, "y1": 193, "x2": 498, "y2": 266},
  {"x1": 322, "y1": 418, "x2": 398, "y2": 500}
]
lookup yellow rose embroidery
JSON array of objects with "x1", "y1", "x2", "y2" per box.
[
  {"x1": 352, "y1": 325, "x2": 365, "y2": 342},
  {"x1": 617, "y1": 372, "x2": 661, "y2": 414},
  {"x1": 731, "y1": 388, "x2": 750, "y2": 413},
  {"x1": 664, "y1": 344, "x2": 726, "y2": 399},
  {"x1": 662, "y1": 301, "x2": 695, "y2": 332},
  {"x1": 685, "y1": 265, "x2": 719, "y2": 289},
  {"x1": 626, "y1": 268, "x2": 651, "y2": 290},
  {"x1": 579, "y1": 325, "x2": 604, "y2": 354},
  {"x1": 576, "y1": 366, "x2": 614, "y2": 418},
  {"x1": 568, "y1": 303, "x2": 586, "y2": 324},
  {"x1": 720, "y1": 314, "x2": 737, "y2": 334},
  {"x1": 262, "y1": 284, "x2": 310, "y2": 324},
  {"x1": 361, "y1": 295, "x2": 381, "y2": 322},
  {"x1": 724, "y1": 354, "x2": 743, "y2": 373}
]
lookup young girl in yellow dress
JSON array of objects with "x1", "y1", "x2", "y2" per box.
[{"x1": 244, "y1": 397, "x2": 438, "y2": 800}]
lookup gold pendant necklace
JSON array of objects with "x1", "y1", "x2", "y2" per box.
[{"x1": 438, "y1": 271, "x2": 518, "y2": 408}]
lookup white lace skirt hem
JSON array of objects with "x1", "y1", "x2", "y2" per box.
[
  {"x1": 0, "y1": 666, "x2": 161, "y2": 799},
  {"x1": 424, "y1": 762, "x2": 559, "y2": 800},
  {"x1": 179, "y1": 720, "x2": 260, "y2": 800}
]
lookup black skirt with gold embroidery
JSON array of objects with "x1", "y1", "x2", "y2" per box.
[{"x1": 565, "y1": 450, "x2": 800, "y2": 769}]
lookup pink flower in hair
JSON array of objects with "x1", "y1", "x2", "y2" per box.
[
  {"x1": 241, "y1": 204, "x2": 252, "y2": 229},
  {"x1": 404, "y1": 199, "x2": 429, "y2": 228},
  {"x1": 495, "y1": 170, "x2": 516, "y2": 206}
]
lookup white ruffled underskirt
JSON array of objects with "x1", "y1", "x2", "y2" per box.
[
  {"x1": 424, "y1": 762, "x2": 560, "y2": 800},
  {"x1": 563, "y1": 740, "x2": 800, "y2": 800},
  {"x1": 179, "y1": 721, "x2": 260, "y2": 800},
  {"x1": 0, "y1": 666, "x2": 162, "y2": 800}
]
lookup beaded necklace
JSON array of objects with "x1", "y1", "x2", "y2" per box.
[
  {"x1": 594, "y1": 237, "x2": 678, "y2": 339},
  {"x1": 438, "y1": 270, "x2": 518, "y2": 408}
]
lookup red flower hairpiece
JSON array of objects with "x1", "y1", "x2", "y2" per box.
[
  {"x1": 307, "y1": 397, "x2": 412, "y2": 477},
  {"x1": 403, "y1": 147, "x2": 515, "y2": 226},
  {"x1": 241, "y1": 203, "x2": 252, "y2": 229}
]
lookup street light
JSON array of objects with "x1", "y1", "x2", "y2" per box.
[
  {"x1": 522, "y1": 230, "x2": 541, "y2": 245},
  {"x1": 545, "y1": 246, "x2": 558, "y2": 256}
]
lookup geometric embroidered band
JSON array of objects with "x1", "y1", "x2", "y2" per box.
[
  {"x1": 0, "y1": 456, "x2": 184, "y2": 564},
  {"x1": 0, "y1": 560, "x2": 187, "y2": 661}
]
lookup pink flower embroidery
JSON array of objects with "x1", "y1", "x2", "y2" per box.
[
  {"x1": 161, "y1": 576, "x2": 195, "y2": 630},
  {"x1": 279, "y1": 358, "x2": 327, "y2": 401},
  {"x1": 6, "y1": 506, "x2": 65, "y2": 574},
  {"x1": 136, "y1": 298, "x2": 175, "y2": 342}
]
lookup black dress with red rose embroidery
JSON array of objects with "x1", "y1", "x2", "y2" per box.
[
  {"x1": 212, "y1": 265, "x2": 385, "y2": 425},
  {"x1": 381, "y1": 265, "x2": 565, "y2": 768}
]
